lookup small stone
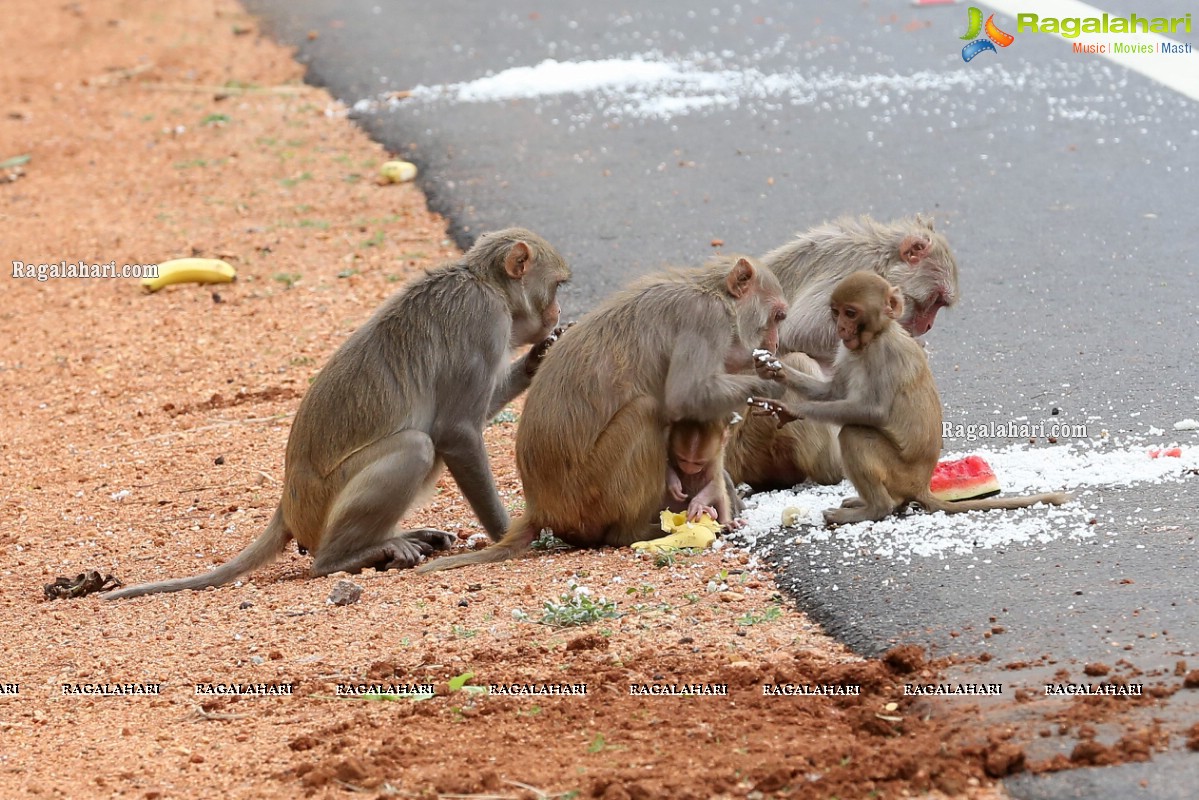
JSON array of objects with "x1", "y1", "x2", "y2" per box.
[{"x1": 327, "y1": 580, "x2": 363, "y2": 606}]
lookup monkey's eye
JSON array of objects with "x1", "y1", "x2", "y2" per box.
[
  {"x1": 775, "y1": 310, "x2": 786, "y2": 323},
  {"x1": 844, "y1": 308, "x2": 857, "y2": 320},
  {"x1": 829, "y1": 307, "x2": 838, "y2": 320}
]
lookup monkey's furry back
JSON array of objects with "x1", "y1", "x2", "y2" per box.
[
  {"x1": 291, "y1": 263, "x2": 511, "y2": 480},
  {"x1": 515, "y1": 268, "x2": 738, "y2": 478}
]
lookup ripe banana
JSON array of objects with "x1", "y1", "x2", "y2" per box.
[{"x1": 142, "y1": 258, "x2": 236, "y2": 293}]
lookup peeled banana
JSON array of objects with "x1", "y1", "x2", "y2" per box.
[
  {"x1": 142, "y1": 258, "x2": 236, "y2": 293},
  {"x1": 630, "y1": 510, "x2": 721, "y2": 553}
]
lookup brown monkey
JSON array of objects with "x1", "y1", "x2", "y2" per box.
[
  {"x1": 763, "y1": 214, "x2": 960, "y2": 365},
  {"x1": 666, "y1": 418, "x2": 742, "y2": 527},
  {"x1": 724, "y1": 215, "x2": 960, "y2": 490},
  {"x1": 723, "y1": 350, "x2": 842, "y2": 491},
  {"x1": 750, "y1": 271, "x2": 1069, "y2": 525},
  {"x1": 105, "y1": 229, "x2": 571, "y2": 599},
  {"x1": 418, "y1": 256, "x2": 787, "y2": 572}
]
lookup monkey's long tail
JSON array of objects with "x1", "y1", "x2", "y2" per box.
[
  {"x1": 416, "y1": 517, "x2": 537, "y2": 573},
  {"x1": 101, "y1": 507, "x2": 290, "y2": 600},
  {"x1": 916, "y1": 491, "x2": 1072, "y2": 514}
]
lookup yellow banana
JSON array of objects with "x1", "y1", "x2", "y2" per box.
[
  {"x1": 142, "y1": 258, "x2": 236, "y2": 292},
  {"x1": 631, "y1": 511, "x2": 720, "y2": 552}
]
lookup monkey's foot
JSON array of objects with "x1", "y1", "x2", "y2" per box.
[
  {"x1": 839, "y1": 496, "x2": 866, "y2": 509},
  {"x1": 378, "y1": 529, "x2": 456, "y2": 569},
  {"x1": 313, "y1": 530, "x2": 455, "y2": 575},
  {"x1": 632, "y1": 512, "x2": 721, "y2": 553},
  {"x1": 404, "y1": 528, "x2": 456, "y2": 552}
]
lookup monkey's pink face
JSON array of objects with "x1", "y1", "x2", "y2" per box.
[
  {"x1": 833, "y1": 303, "x2": 865, "y2": 351},
  {"x1": 511, "y1": 288, "x2": 563, "y2": 345},
  {"x1": 903, "y1": 294, "x2": 948, "y2": 337}
]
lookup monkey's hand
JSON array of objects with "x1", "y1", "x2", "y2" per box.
[
  {"x1": 687, "y1": 500, "x2": 719, "y2": 524},
  {"x1": 667, "y1": 469, "x2": 687, "y2": 503},
  {"x1": 524, "y1": 324, "x2": 573, "y2": 377},
  {"x1": 747, "y1": 397, "x2": 801, "y2": 428},
  {"x1": 752, "y1": 348, "x2": 784, "y2": 381},
  {"x1": 726, "y1": 516, "x2": 747, "y2": 531}
]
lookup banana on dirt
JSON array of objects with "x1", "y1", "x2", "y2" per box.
[{"x1": 141, "y1": 258, "x2": 236, "y2": 292}]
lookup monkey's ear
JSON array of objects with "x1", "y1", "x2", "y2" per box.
[
  {"x1": 503, "y1": 241, "x2": 532, "y2": 279},
  {"x1": 726, "y1": 257, "x2": 756, "y2": 299},
  {"x1": 898, "y1": 235, "x2": 930, "y2": 266},
  {"x1": 886, "y1": 286, "x2": 905, "y2": 320}
]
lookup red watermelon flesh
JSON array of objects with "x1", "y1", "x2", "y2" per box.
[{"x1": 930, "y1": 455, "x2": 1001, "y2": 501}]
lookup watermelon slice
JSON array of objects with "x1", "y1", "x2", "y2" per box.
[{"x1": 930, "y1": 455, "x2": 1001, "y2": 502}]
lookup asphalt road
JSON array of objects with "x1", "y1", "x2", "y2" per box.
[{"x1": 243, "y1": 1, "x2": 1198, "y2": 795}]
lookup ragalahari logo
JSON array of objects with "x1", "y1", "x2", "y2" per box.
[{"x1": 961, "y1": 7, "x2": 1014, "y2": 62}]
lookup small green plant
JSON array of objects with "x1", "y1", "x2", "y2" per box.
[
  {"x1": 653, "y1": 550, "x2": 677, "y2": 568},
  {"x1": 490, "y1": 407, "x2": 519, "y2": 425},
  {"x1": 273, "y1": 273, "x2": 302, "y2": 289},
  {"x1": 587, "y1": 733, "x2": 608, "y2": 754},
  {"x1": 531, "y1": 530, "x2": 571, "y2": 551},
  {"x1": 540, "y1": 589, "x2": 619, "y2": 629},
  {"x1": 279, "y1": 171, "x2": 313, "y2": 188},
  {"x1": 360, "y1": 230, "x2": 385, "y2": 248},
  {"x1": 625, "y1": 584, "x2": 655, "y2": 598},
  {"x1": 451, "y1": 625, "x2": 478, "y2": 639},
  {"x1": 736, "y1": 605, "x2": 783, "y2": 626},
  {"x1": 447, "y1": 671, "x2": 486, "y2": 695},
  {"x1": 201, "y1": 113, "x2": 230, "y2": 126}
]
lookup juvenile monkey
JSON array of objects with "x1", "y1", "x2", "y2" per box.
[
  {"x1": 763, "y1": 214, "x2": 960, "y2": 365},
  {"x1": 750, "y1": 272, "x2": 1069, "y2": 525},
  {"x1": 666, "y1": 418, "x2": 742, "y2": 527},
  {"x1": 724, "y1": 215, "x2": 959, "y2": 490},
  {"x1": 105, "y1": 229, "x2": 570, "y2": 599},
  {"x1": 419, "y1": 256, "x2": 787, "y2": 572}
]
